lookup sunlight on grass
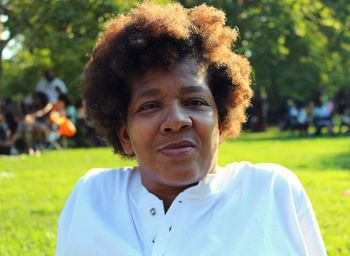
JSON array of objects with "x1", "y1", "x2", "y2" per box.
[{"x1": 0, "y1": 131, "x2": 349, "y2": 255}]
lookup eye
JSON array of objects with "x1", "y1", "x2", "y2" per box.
[
  {"x1": 186, "y1": 98, "x2": 209, "y2": 106},
  {"x1": 138, "y1": 102, "x2": 160, "y2": 112}
]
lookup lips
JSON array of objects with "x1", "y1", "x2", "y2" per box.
[{"x1": 158, "y1": 140, "x2": 195, "y2": 157}]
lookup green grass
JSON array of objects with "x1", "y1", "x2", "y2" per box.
[{"x1": 1, "y1": 130, "x2": 349, "y2": 255}]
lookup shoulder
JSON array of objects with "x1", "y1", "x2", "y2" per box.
[
  {"x1": 220, "y1": 162, "x2": 305, "y2": 199},
  {"x1": 53, "y1": 78, "x2": 66, "y2": 86},
  {"x1": 77, "y1": 167, "x2": 134, "y2": 193},
  {"x1": 62, "y1": 167, "x2": 135, "y2": 207},
  {"x1": 223, "y1": 161, "x2": 300, "y2": 184},
  {"x1": 56, "y1": 167, "x2": 135, "y2": 254},
  {"x1": 217, "y1": 162, "x2": 311, "y2": 217},
  {"x1": 81, "y1": 167, "x2": 132, "y2": 180},
  {"x1": 58, "y1": 167, "x2": 135, "y2": 223}
]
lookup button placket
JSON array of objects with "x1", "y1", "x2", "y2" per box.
[
  {"x1": 151, "y1": 198, "x2": 185, "y2": 256},
  {"x1": 148, "y1": 207, "x2": 157, "y2": 249}
]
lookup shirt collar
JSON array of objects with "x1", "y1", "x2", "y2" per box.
[
  {"x1": 129, "y1": 166, "x2": 227, "y2": 208},
  {"x1": 178, "y1": 166, "x2": 227, "y2": 200}
]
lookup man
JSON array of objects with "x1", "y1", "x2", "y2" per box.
[{"x1": 35, "y1": 70, "x2": 67, "y2": 104}]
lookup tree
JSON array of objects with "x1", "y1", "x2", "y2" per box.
[
  {"x1": 2, "y1": 0, "x2": 348, "y2": 110},
  {"x1": 179, "y1": 0, "x2": 350, "y2": 116},
  {"x1": 1, "y1": 0, "x2": 118, "y2": 98},
  {"x1": 1, "y1": 0, "x2": 173, "y2": 99}
]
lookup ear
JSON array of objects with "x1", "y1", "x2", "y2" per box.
[{"x1": 118, "y1": 125, "x2": 134, "y2": 156}]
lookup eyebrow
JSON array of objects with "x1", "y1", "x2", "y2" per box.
[
  {"x1": 179, "y1": 85, "x2": 206, "y2": 94},
  {"x1": 134, "y1": 85, "x2": 207, "y2": 100},
  {"x1": 134, "y1": 88, "x2": 160, "y2": 99}
]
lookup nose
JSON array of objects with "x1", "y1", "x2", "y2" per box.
[{"x1": 160, "y1": 103, "x2": 192, "y2": 133}]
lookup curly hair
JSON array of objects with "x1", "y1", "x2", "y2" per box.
[{"x1": 83, "y1": 1, "x2": 253, "y2": 156}]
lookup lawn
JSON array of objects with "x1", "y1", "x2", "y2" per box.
[{"x1": 0, "y1": 130, "x2": 349, "y2": 255}]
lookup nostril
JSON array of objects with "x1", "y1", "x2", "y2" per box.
[
  {"x1": 160, "y1": 105, "x2": 193, "y2": 133},
  {"x1": 161, "y1": 119, "x2": 192, "y2": 133}
]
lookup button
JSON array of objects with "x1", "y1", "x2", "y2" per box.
[
  {"x1": 168, "y1": 226, "x2": 172, "y2": 232},
  {"x1": 152, "y1": 237, "x2": 156, "y2": 243},
  {"x1": 178, "y1": 200, "x2": 183, "y2": 203},
  {"x1": 150, "y1": 208, "x2": 156, "y2": 216}
]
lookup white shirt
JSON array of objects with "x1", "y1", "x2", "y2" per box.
[
  {"x1": 35, "y1": 78, "x2": 67, "y2": 103},
  {"x1": 312, "y1": 105, "x2": 329, "y2": 119},
  {"x1": 56, "y1": 162, "x2": 327, "y2": 256},
  {"x1": 297, "y1": 108, "x2": 308, "y2": 124}
]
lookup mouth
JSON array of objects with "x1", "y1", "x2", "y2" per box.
[{"x1": 158, "y1": 140, "x2": 195, "y2": 157}]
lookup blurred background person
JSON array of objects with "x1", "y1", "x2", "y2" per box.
[
  {"x1": 312, "y1": 96, "x2": 334, "y2": 136},
  {"x1": 10, "y1": 92, "x2": 53, "y2": 153},
  {"x1": 35, "y1": 69, "x2": 68, "y2": 104}
]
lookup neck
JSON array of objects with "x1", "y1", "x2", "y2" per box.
[
  {"x1": 154, "y1": 184, "x2": 197, "y2": 212},
  {"x1": 140, "y1": 172, "x2": 198, "y2": 212}
]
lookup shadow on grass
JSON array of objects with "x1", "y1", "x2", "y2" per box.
[
  {"x1": 317, "y1": 152, "x2": 350, "y2": 170},
  {"x1": 238, "y1": 131, "x2": 350, "y2": 142},
  {"x1": 235, "y1": 130, "x2": 350, "y2": 171}
]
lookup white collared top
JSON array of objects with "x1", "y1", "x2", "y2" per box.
[
  {"x1": 56, "y1": 162, "x2": 326, "y2": 256},
  {"x1": 35, "y1": 78, "x2": 67, "y2": 103}
]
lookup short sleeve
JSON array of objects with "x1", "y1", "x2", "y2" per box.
[{"x1": 54, "y1": 79, "x2": 68, "y2": 94}]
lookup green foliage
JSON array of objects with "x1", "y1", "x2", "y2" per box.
[
  {"x1": 2, "y1": 48, "x2": 53, "y2": 98},
  {"x1": 1, "y1": 0, "x2": 119, "y2": 99},
  {"x1": 1, "y1": 0, "x2": 349, "y2": 109},
  {"x1": 179, "y1": 0, "x2": 350, "y2": 107},
  {"x1": 0, "y1": 132, "x2": 349, "y2": 255}
]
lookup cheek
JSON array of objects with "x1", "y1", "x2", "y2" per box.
[
  {"x1": 197, "y1": 113, "x2": 220, "y2": 144},
  {"x1": 210, "y1": 114, "x2": 220, "y2": 148},
  {"x1": 209, "y1": 126, "x2": 220, "y2": 150},
  {"x1": 198, "y1": 115, "x2": 220, "y2": 172},
  {"x1": 128, "y1": 118, "x2": 156, "y2": 150}
]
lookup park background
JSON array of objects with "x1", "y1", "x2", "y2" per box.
[{"x1": 0, "y1": 0, "x2": 349, "y2": 255}]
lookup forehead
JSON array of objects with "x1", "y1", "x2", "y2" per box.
[{"x1": 130, "y1": 59, "x2": 208, "y2": 95}]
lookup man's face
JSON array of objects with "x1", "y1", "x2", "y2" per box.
[{"x1": 44, "y1": 71, "x2": 54, "y2": 82}]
